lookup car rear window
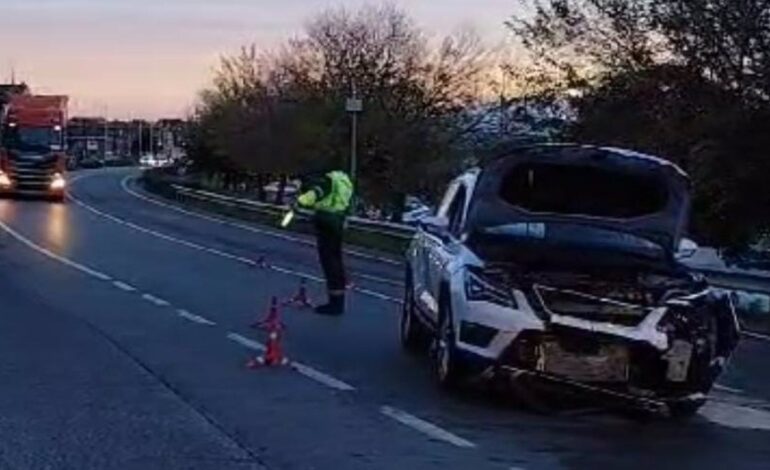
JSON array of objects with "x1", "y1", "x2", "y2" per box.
[{"x1": 499, "y1": 163, "x2": 668, "y2": 218}]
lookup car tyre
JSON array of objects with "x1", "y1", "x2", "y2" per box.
[
  {"x1": 667, "y1": 397, "x2": 706, "y2": 419},
  {"x1": 433, "y1": 295, "x2": 466, "y2": 389},
  {"x1": 401, "y1": 269, "x2": 429, "y2": 353}
]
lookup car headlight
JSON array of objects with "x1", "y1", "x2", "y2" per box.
[
  {"x1": 50, "y1": 173, "x2": 66, "y2": 190},
  {"x1": 465, "y1": 270, "x2": 518, "y2": 308},
  {"x1": 0, "y1": 171, "x2": 11, "y2": 188}
]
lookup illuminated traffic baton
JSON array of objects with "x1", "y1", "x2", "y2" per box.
[{"x1": 280, "y1": 210, "x2": 296, "y2": 228}]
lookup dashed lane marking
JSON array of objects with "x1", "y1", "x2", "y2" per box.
[
  {"x1": 113, "y1": 281, "x2": 138, "y2": 292},
  {"x1": 290, "y1": 362, "x2": 356, "y2": 392},
  {"x1": 69, "y1": 193, "x2": 262, "y2": 268},
  {"x1": 226, "y1": 332, "x2": 355, "y2": 392},
  {"x1": 714, "y1": 383, "x2": 744, "y2": 394},
  {"x1": 380, "y1": 406, "x2": 477, "y2": 449},
  {"x1": 700, "y1": 400, "x2": 770, "y2": 431},
  {"x1": 2, "y1": 206, "x2": 358, "y2": 394},
  {"x1": 177, "y1": 309, "x2": 217, "y2": 326},
  {"x1": 70, "y1": 188, "x2": 404, "y2": 304},
  {"x1": 121, "y1": 175, "x2": 402, "y2": 267},
  {"x1": 0, "y1": 219, "x2": 112, "y2": 281},
  {"x1": 141, "y1": 293, "x2": 171, "y2": 307},
  {"x1": 743, "y1": 330, "x2": 770, "y2": 343},
  {"x1": 226, "y1": 333, "x2": 266, "y2": 352}
]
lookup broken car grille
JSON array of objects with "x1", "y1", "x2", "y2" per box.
[{"x1": 534, "y1": 285, "x2": 651, "y2": 327}]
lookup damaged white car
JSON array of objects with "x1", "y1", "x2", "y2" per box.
[{"x1": 401, "y1": 144, "x2": 740, "y2": 417}]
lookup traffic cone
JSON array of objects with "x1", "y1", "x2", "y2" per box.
[
  {"x1": 251, "y1": 296, "x2": 280, "y2": 329},
  {"x1": 284, "y1": 279, "x2": 313, "y2": 308},
  {"x1": 246, "y1": 305, "x2": 289, "y2": 368}
]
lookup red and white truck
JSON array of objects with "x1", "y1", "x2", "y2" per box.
[{"x1": 0, "y1": 94, "x2": 68, "y2": 201}]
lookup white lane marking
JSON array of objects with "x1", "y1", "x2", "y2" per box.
[
  {"x1": 714, "y1": 383, "x2": 745, "y2": 394},
  {"x1": 743, "y1": 330, "x2": 770, "y2": 343},
  {"x1": 177, "y1": 309, "x2": 216, "y2": 326},
  {"x1": 268, "y1": 264, "x2": 325, "y2": 283},
  {"x1": 69, "y1": 193, "x2": 262, "y2": 268},
  {"x1": 354, "y1": 272, "x2": 404, "y2": 287},
  {"x1": 113, "y1": 280, "x2": 137, "y2": 292},
  {"x1": 226, "y1": 332, "x2": 355, "y2": 391},
  {"x1": 71, "y1": 187, "x2": 403, "y2": 304},
  {"x1": 141, "y1": 293, "x2": 171, "y2": 307},
  {"x1": 121, "y1": 175, "x2": 402, "y2": 266},
  {"x1": 226, "y1": 332, "x2": 266, "y2": 352},
  {"x1": 380, "y1": 406, "x2": 476, "y2": 449},
  {"x1": 290, "y1": 362, "x2": 356, "y2": 392},
  {"x1": 354, "y1": 285, "x2": 402, "y2": 303},
  {"x1": 267, "y1": 264, "x2": 402, "y2": 303},
  {"x1": 0, "y1": 220, "x2": 112, "y2": 281},
  {"x1": 700, "y1": 401, "x2": 770, "y2": 431}
]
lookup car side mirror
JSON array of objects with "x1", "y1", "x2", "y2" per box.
[
  {"x1": 676, "y1": 238, "x2": 699, "y2": 260},
  {"x1": 420, "y1": 215, "x2": 450, "y2": 239}
]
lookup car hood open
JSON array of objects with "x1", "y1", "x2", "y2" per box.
[{"x1": 465, "y1": 145, "x2": 691, "y2": 254}]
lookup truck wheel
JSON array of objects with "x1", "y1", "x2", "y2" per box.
[
  {"x1": 401, "y1": 270, "x2": 429, "y2": 353},
  {"x1": 432, "y1": 297, "x2": 466, "y2": 389}
]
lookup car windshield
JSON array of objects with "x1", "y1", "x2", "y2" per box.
[
  {"x1": 4, "y1": 126, "x2": 55, "y2": 151},
  {"x1": 471, "y1": 222, "x2": 669, "y2": 269},
  {"x1": 500, "y1": 163, "x2": 668, "y2": 219}
]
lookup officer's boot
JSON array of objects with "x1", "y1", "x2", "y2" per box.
[{"x1": 314, "y1": 292, "x2": 345, "y2": 316}]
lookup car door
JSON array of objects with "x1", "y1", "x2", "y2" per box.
[
  {"x1": 413, "y1": 182, "x2": 458, "y2": 322},
  {"x1": 422, "y1": 182, "x2": 468, "y2": 324}
]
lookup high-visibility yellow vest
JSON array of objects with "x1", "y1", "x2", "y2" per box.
[{"x1": 298, "y1": 171, "x2": 353, "y2": 214}]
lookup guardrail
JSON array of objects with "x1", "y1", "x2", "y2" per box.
[{"x1": 170, "y1": 183, "x2": 418, "y2": 240}]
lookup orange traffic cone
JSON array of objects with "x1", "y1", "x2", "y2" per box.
[
  {"x1": 251, "y1": 296, "x2": 280, "y2": 329},
  {"x1": 284, "y1": 279, "x2": 313, "y2": 309},
  {"x1": 246, "y1": 307, "x2": 289, "y2": 368}
]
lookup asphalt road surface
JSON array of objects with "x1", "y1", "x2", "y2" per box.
[{"x1": 1, "y1": 168, "x2": 769, "y2": 470}]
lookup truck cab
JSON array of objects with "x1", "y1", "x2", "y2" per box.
[{"x1": 0, "y1": 95, "x2": 68, "y2": 201}]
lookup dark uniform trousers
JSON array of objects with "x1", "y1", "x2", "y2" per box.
[{"x1": 314, "y1": 211, "x2": 346, "y2": 293}]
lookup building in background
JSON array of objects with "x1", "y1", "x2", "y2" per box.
[
  {"x1": 155, "y1": 118, "x2": 187, "y2": 160},
  {"x1": 0, "y1": 83, "x2": 30, "y2": 108},
  {"x1": 67, "y1": 117, "x2": 109, "y2": 166}
]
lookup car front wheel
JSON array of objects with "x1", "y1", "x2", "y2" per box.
[
  {"x1": 433, "y1": 297, "x2": 466, "y2": 389},
  {"x1": 401, "y1": 270, "x2": 428, "y2": 352}
]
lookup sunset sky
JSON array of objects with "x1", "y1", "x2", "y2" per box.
[{"x1": 0, "y1": 0, "x2": 517, "y2": 119}]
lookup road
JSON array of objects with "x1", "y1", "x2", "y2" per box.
[{"x1": 0, "y1": 168, "x2": 769, "y2": 469}]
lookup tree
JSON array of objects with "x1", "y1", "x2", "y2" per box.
[
  {"x1": 507, "y1": 0, "x2": 770, "y2": 247},
  {"x1": 189, "y1": 4, "x2": 494, "y2": 211}
]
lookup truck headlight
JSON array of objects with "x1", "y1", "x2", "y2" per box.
[
  {"x1": 465, "y1": 270, "x2": 518, "y2": 308},
  {"x1": 50, "y1": 173, "x2": 66, "y2": 190},
  {"x1": 0, "y1": 171, "x2": 11, "y2": 188}
]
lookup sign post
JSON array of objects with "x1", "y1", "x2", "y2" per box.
[{"x1": 345, "y1": 84, "x2": 363, "y2": 187}]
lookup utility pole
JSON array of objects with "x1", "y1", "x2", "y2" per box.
[
  {"x1": 345, "y1": 82, "x2": 363, "y2": 185},
  {"x1": 137, "y1": 120, "x2": 143, "y2": 157}
]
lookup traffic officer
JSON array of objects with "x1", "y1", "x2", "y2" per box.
[{"x1": 296, "y1": 170, "x2": 354, "y2": 316}]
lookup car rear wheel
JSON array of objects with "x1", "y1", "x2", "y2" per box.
[
  {"x1": 668, "y1": 397, "x2": 706, "y2": 419},
  {"x1": 401, "y1": 270, "x2": 429, "y2": 353},
  {"x1": 433, "y1": 297, "x2": 466, "y2": 389}
]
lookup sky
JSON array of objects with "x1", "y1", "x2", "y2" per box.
[{"x1": 0, "y1": 0, "x2": 518, "y2": 119}]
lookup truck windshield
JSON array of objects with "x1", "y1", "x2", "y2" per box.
[{"x1": 4, "y1": 127, "x2": 57, "y2": 151}]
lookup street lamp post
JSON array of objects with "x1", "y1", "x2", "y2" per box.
[{"x1": 345, "y1": 84, "x2": 363, "y2": 186}]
